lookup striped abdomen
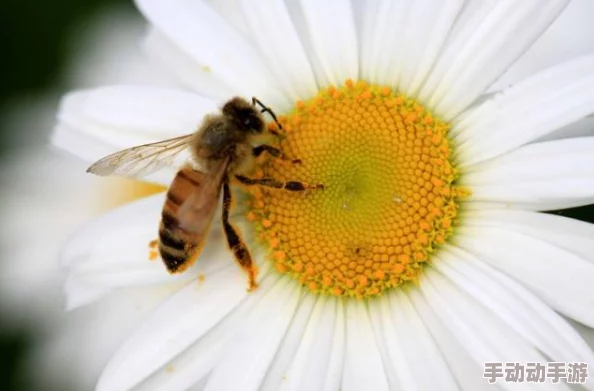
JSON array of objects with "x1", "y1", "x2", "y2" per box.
[{"x1": 159, "y1": 166, "x2": 223, "y2": 273}]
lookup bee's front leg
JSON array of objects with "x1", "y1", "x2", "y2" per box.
[{"x1": 252, "y1": 145, "x2": 301, "y2": 165}]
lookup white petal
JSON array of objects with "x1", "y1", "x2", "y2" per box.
[
  {"x1": 341, "y1": 300, "x2": 389, "y2": 391},
  {"x1": 462, "y1": 198, "x2": 594, "y2": 213},
  {"x1": 418, "y1": 0, "x2": 569, "y2": 120},
  {"x1": 455, "y1": 225, "x2": 594, "y2": 327},
  {"x1": 187, "y1": 378, "x2": 208, "y2": 391},
  {"x1": 63, "y1": 194, "x2": 169, "y2": 306},
  {"x1": 463, "y1": 208, "x2": 594, "y2": 263},
  {"x1": 436, "y1": 246, "x2": 594, "y2": 365},
  {"x1": 58, "y1": 86, "x2": 216, "y2": 142},
  {"x1": 204, "y1": 277, "x2": 301, "y2": 391},
  {"x1": 62, "y1": 194, "x2": 162, "y2": 267},
  {"x1": 143, "y1": 29, "x2": 236, "y2": 100},
  {"x1": 419, "y1": 269, "x2": 568, "y2": 391},
  {"x1": 239, "y1": 0, "x2": 318, "y2": 101},
  {"x1": 260, "y1": 294, "x2": 317, "y2": 391},
  {"x1": 134, "y1": 268, "x2": 278, "y2": 391},
  {"x1": 53, "y1": 86, "x2": 217, "y2": 183},
  {"x1": 360, "y1": 0, "x2": 463, "y2": 96},
  {"x1": 462, "y1": 137, "x2": 594, "y2": 210},
  {"x1": 135, "y1": 0, "x2": 292, "y2": 111},
  {"x1": 366, "y1": 297, "x2": 400, "y2": 390},
  {"x1": 407, "y1": 289, "x2": 495, "y2": 391},
  {"x1": 62, "y1": 194, "x2": 233, "y2": 309},
  {"x1": 64, "y1": 275, "x2": 111, "y2": 310},
  {"x1": 41, "y1": 284, "x2": 181, "y2": 391},
  {"x1": 322, "y1": 299, "x2": 345, "y2": 391},
  {"x1": 388, "y1": 291, "x2": 459, "y2": 390},
  {"x1": 53, "y1": 123, "x2": 120, "y2": 176},
  {"x1": 358, "y1": 0, "x2": 409, "y2": 85},
  {"x1": 368, "y1": 290, "x2": 458, "y2": 390},
  {"x1": 454, "y1": 55, "x2": 594, "y2": 166},
  {"x1": 275, "y1": 296, "x2": 339, "y2": 391},
  {"x1": 204, "y1": 0, "x2": 249, "y2": 36},
  {"x1": 538, "y1": 115, "x2": 594, "y2": 143},
  {"x1": 96, "y1": 266, "x2": 249, "y2": 391},
  {"x1": 395, "y1": 0, "x2": 464, "y2": 97},
  {"x1": 490, "y1": 0, "x2": 594, "y2": 92},
  {"x1": 286, "y1": 0, "x2": 358, "y2": 87}
]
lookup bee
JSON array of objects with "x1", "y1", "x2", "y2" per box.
[{"x1": 87, "y1": 97, "x2": 322, "y2": 291}]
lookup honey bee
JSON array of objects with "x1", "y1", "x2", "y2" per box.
[{"x1": 87, "y1": 97, "x2": 322, "y2": 291}]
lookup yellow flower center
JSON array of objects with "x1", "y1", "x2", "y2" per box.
[{"x1": 248, "y1": 80, "x2": 466, "y2": 298}]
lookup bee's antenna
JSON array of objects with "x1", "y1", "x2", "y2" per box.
[{"x1": 252, "y1": 97, "x2": 283, "y2": 132}]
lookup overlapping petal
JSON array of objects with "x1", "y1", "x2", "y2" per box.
[
  {"x1": 454, "y1": 54, "x2": 594, "y2": 166},
  {"x1": 435, "y1": 246, "x2": 594, "y2": 365},
  {"x1": 418, "y1": 269, "x2": 567, "y2": 391},
  {"x1": 259, "y1": 294, "x2": 317, "y2": 391},
  {"x1": 455, "y1": 225, "x2": 594, "y2": 328},
  {"x1": 133, "y1": 268, "x2": 277, "y2": 391},
  {"x1": 96, "y1": 265, "x2": 250, "y2": 391},
  {"x1": 204, "y1": 277, "x2": 301, "y2": 391},
  {"x1": 463, "y1": 208, "x2": 594, "y2": 262},
  {"x1": 368, "y1": 291, "x2": 458, "y2": 390},
  {"x1": 143, "y1": 29, "x2": 236, "y2": 100},
  {"x1": 285, "y1": 0, "x2": 358, "y2": 88},
  {"x1": 490, "y1": 0, "x2": 594, "y2": 91},
  {"x1": 407, "y1": 290, "x2": 493, "y2": 390},
  {"x1": 359, "y1": 0, "x2": 463, "y2": 97},
  {"x1": 462, "y1": 137, "x2": 594, "y2": 210},
  {"x1": 271, "y1": 297, "x2": 343, "y2": 391},
  {"x1": 418, "y1": 0, "x2": 569, "y2": 120},
  {"x1": 239, "y1": 0, "x2": 318, "y2": 102},
  {"x1": 341, "y1": 300, "x2": 389, "y2": 391},
  {"x1": 135, "y1": 0, "x2": 292, "y2": 111}
]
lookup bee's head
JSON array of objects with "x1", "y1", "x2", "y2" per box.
[{"x1": 223, "y1": 97, "x2": 265, "y2": 134}]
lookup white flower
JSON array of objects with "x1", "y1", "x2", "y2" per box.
[{"x1": 53, "y1": 1, "x2": 594, "y2": 390}]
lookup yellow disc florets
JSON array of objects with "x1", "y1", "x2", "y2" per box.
[{"x1": 245, "y1": 80, "x2": 467, "y2": 298}]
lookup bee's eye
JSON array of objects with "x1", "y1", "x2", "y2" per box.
[{"x1": 242, "y1": 115, "x2": 263, "y2": 133}]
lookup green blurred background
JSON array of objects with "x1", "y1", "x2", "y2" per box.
[
  {"x1": 1, "y1": 1, "x2": 130, "y2": 390},
  {"x1": 1, "y1": 1, "x2": 593, "y2": 390},
  {"x1": 1, "y1": 0, "x2": 132, "y2": 150}
]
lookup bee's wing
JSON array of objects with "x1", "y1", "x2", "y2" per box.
[
  {"x1": 176, "y1": 158, "x2": 229, "y2": 234},
  {"x1": 87, "y1": 134, "x2": 195, "y2": 179}
]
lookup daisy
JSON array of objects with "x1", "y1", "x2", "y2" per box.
[{"x1": 53, "y1": 0, "x2": 594, "y2": 390}]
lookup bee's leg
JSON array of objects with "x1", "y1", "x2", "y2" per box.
[
  {"x1": 252, "y1": 145, "x2": 301, "y2": 164},
  {"x1": 252, "y1": 97, "x2": 282, "y2": 135},
  {"x1": 235, "y1": 174, "x2": 324, "y2": 191},
  {"x1": 222, "y1": 179, "x2": 258, "y2": 291}
]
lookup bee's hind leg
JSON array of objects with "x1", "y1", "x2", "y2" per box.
[{"x1": 222, "y1": 179, "x2": 258, "y2": 291}]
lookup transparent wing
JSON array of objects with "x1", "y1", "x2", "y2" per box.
[
  {"x1": 87, "y1": 134, "x2": 194, "y2": 178},
  {"x1": 177, "y1": 158, "x2": 229, "y2": 233}
]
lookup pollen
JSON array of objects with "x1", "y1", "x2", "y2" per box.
[
  {"x1": 148, "y1": 239, "x2": 159, "y2": 261},
  {"x1": 246, "y1": 81, "x2": 467, "y2": 298}
]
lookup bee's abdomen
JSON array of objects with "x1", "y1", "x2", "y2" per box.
[
  {"x1": 158, "y1": 168, "x2": 202, "y2": 273},
  {"x1": 158, "y1": 219, "x2": 191, "y2": 273}
]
